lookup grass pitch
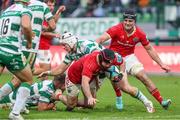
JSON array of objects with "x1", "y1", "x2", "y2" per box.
[{"x1": 0, "y1": 73, "x2": 180, "y2": 120}]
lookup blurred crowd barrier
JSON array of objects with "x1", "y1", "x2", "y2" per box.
[
  {"x1": 1, "y1": 0, "x2": 179, "y2": 44},
  {"x1": 34, "y1": 46, "x2": 180, "y2": 73}
]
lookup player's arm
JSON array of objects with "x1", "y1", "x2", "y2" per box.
[
  {"x1": 51, "y1": 93, "x2": 67, "y2": 105},
  {"x1": 37, "y1": 102, "x2": 55, "y2": 111},
  {"x1": 81, "y1": 75, "x2": 97, "y2": 106},
  {"x1": 38, "y1": 62, "x2": 69, "y2": 78},
  {"x1": 96, "y1": 32, "x2": 111, "y2": 44},
  {"x1": 53, "y1": 5, "x2": 66, "y2": 23},
  {"x1": 81, "y1": 75, "x2": 92, "y2": 99},
  {"x1": 144, "y1": 44, "x2": 170, "y2": 72},
  {"x1": 21, "y1": 14, "x2": 33, "y2": 49},
  {"x1": 119, "y1": 61, "x2": 125, "y2": 73},
  {"x1": 48, "y1": 62, "x2": 69, "y2": 75},
  {"x1": 41, "y1": 31, "x2": 60, "y2": 39},
  {"x1": 43, "y1": 18, "x2": 56, "y2": 32}
]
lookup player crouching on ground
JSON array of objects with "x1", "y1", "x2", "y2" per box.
[
  {"x1": 65, "y1": 49, "x2": 124, "y2": 111},
  {"x1": 0, "y1": 74, "x2": 67, "y2": 112}
]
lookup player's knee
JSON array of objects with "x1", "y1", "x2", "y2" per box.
[{"x1": 130, "y1": 64, "x2": 144, "y2": 76}]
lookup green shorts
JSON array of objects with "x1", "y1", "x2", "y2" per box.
[{"x1": 0, "y1": 50, "x2": 27, "y2": 73}]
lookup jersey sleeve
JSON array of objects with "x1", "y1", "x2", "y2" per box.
[
  {"x1": 38, "y1": 89, "x2": 52, "y2": 103},
  {"x1": 21, "y1": 9, "x2": 32, "y2": 20},
  {"x1": 84, "y1": 42, "x2": 104, "y2": 54},
  {"x1": 63, "y1": 54, "x2": 73, "y2": 65},
  {"x1": 43, "y1": 3, "x2": 53, "y2": 22},
  {"x1": 139, "y1": 30, "x2": 150, "y2": 46},
  {"x1": 106, "y1": 25, "x2": 118, "y2": 39}
]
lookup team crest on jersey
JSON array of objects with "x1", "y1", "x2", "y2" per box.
[{"x1": 133, "y1": 37, "x2": 139, "y2": 42}]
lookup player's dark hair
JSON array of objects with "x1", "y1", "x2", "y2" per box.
[
  {"x1": 53, "y1": 74, "x2": 66, "y2": 84},
  {"x1": 44, "y1": 0, "x2": 55, "y2": 3}
]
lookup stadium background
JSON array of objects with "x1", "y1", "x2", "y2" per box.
[
  {"x1": 0, "y1": 0, "x2": 180, "y2": 119},
  {"x1": 1, "y1": 0, "x2": 180, "y2": 74}
]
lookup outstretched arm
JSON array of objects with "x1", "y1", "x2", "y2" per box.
[
  {"x1": 38, "y1": 62, "x2": 69, "y2": 78},
  {"x1": 54, "y1": 5, "x2": 66, "y2": 23},
  {"x1": 41, "y1": 31, "x2": 61, "y2": 39},
  {"x1": 144, "y1": 44, "x2": 170, "y2": 72},
  {"x1": 96, "y1": 32, "x2": 111, "y2": 44}
]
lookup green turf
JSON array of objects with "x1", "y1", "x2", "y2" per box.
[{"x1": 0, "y1": 73, "x2": 180, "y2": 120}]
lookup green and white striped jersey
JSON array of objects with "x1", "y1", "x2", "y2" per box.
[
  {"x1": 63, "y1": 40, "x2": 104, "y2": 64},
  {"x1": 7, "y1": 80, "x2": 56, "y2": 106},
  {"x1": 26, "y1": 80, "x2": 56, "y2": 106},
  {"x1": 0, "y1": 3, "x2": 32, "y2": 54},
  {"x1": 21, "y1": 0, "x2": 53, "y2": 53}
]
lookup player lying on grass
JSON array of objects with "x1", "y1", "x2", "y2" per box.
[
  {"x1": 39, "y1": 32, "x2": 154, "y2": 113},
  {"x1": 0, "y1": 75, "x2": 67, "y2": 112}
]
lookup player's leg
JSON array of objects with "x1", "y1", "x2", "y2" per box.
[
  {"x1": 0, "y1": 77, "x2": 21, "y2": 100},
  {"x1": 33, "y1": 50, "x2": 51, "y2": 76},
  {"x1": 105, "y1": 66, "x2": 123, "y2": 110},
  {"x1": 0, "y1": 65, "x2": 5, "y2": 74},
  {"x1": 0, "y1": 51, "x2": 36, "y2": 100},
  {"x1": 126, "y1": 54, "x2": 171, "y2": 109},
  {"x1": 65, "y1": 76, "x2": 80, "y2": 111},
  {"x1": 7, "y1": 54, "x2": 33, "y2": 119},
  {"x1": 119, "y1": 72, "x2": 155, "y2": 113},
  {"x1": 135, "y1": 70, "x2": 171, "y2": 109},
  {"x1": 0, "y1": 66, "x2": 5, "y2": 99},
  {"x1": 0, "y1": 93, "x2": 12, "y2": 109}
]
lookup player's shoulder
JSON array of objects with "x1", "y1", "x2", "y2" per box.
[
  {"x1": 40, "y1": 80, "x2": 54, "y2": 92},
  {"x1": 13, "y1": 3, "x2": 30, "y2": 12},
  {"x1": 29, "y1": 0, "x2": 47, "y2": 8},
  {"x1": 135, "y1": 25, "x2": 146, "y2": 36},
  {"x1": 108, "y1": 23, "x2": 123, "y2": 32}
]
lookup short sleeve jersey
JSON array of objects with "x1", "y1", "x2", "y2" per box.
[
  {"x1": 67, "y1": 51, "x2": 123, "y2": 84},
  {"x1": 63, "y1": 40, "x2": 104, "y2": 65},
  {"x1": 106, "y1": 23, "x2": 149, "y2": 57},
  {"x1": 8, "y1": 80, "x2": 56, "y2": 106},
  {"x1": 25, "y1": 80, "x2": 55, "y2": 106},
  {"x1": 21, "y1": 0, "x2": 53, "y2": 53},
  {"x1": 0, "y1": 3, "x2": 32, "y2": 54}
]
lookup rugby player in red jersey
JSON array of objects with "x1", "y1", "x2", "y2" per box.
[
  {"x1": 96, "y1": 9, "x2": 171, "y2": 110},
  {"x1": 39, "y1": 32, "x2": 155, "y2": 113},
  {"x1": 65, "y1": 49, "x2": 122, "y2": 111}
]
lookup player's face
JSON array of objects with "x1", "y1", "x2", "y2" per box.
[
  {"x1": 60, "y1": 43, "x2": 72, "y2": 53},
  {"x1": 123, "y1": 18, "x2": 135, "y2": 30},
  {"x1": 101, "y1": 60, "x2": 113, "y2": 70},
  {"x1": 47, "y1": 1, "x2": 55, "y2": 12}
]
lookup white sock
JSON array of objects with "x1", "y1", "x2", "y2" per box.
[
  {"x1": 135, "y1": 90, "x2": 149, "y2": 104},
  {"x1": 0, "y1": 82, "x2": 14, "y2": 100},
  {"x1": 12, "y1": 84, "x2": 30, "y2": 115}
]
